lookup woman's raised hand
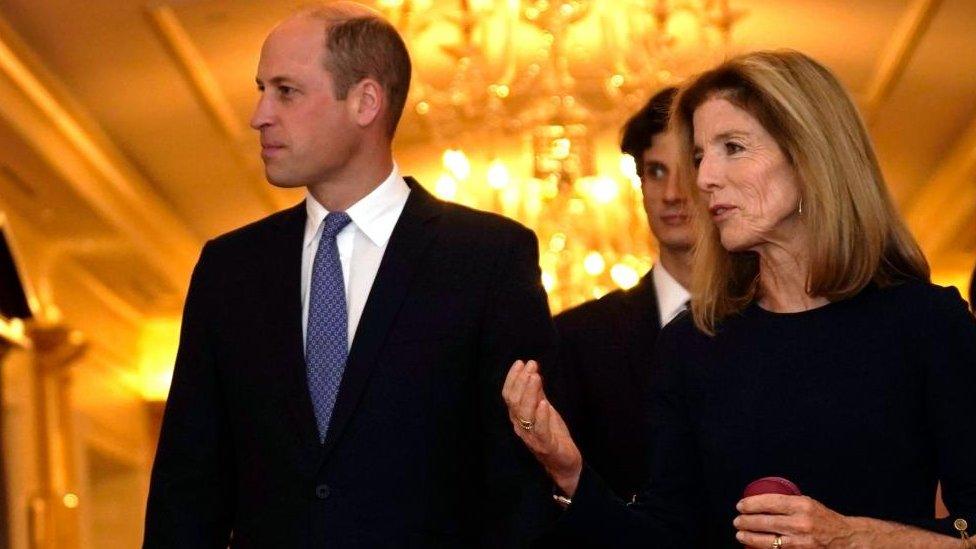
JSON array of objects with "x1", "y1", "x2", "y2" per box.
[{"x1": 502, "y1": 359, "x2": 583, "y2": 497}]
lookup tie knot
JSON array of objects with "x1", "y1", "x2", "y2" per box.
[{"x1": 320, "y1": 212, "x2": 352, "y2": 240}]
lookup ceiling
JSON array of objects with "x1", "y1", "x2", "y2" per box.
[{"x1": 0, "y1": 0, "x2": 973, "y2": 377}]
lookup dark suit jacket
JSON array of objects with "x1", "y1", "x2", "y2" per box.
[
  {"x1": 144, "y1": 180, "x2": 557, "y2": 548},
  {"x1": 552, "y1": 272, "x2": 660, "y2": 501}
]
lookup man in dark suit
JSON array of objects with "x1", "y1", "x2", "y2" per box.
[
  {"x1": 144, "y1": 3, "x2": 555, "y2": 547},
  {"x1": 553, "y1": 87, "x2": 695, "y2": 502}
]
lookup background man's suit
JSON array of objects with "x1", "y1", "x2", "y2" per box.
[
  {"x1": 552, "y1": 272, "x2": 662, "y2": 501},
  {"x1": 144, "y1": 179, "x2": 557, "y2": 547}
]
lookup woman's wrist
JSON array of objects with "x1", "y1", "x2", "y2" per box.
[
  {"x1": 846, "y1": 516, "x2": 967, "y2": 548},
  {"x1": 549, "y1": 458, "x2": 583, "y2": 498}
]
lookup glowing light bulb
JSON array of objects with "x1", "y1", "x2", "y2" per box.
[
  {"x1": 541, "y1": 271, "x2": 556, "y2": 292},
  {"x1": 549, "y1": 233, "x2": 567, "y2": 253},
  {"x1": 588, "y1": 177, "x2": 619, "y2": 204},
  {"x1": 443, "y1": 149, "x2": 471, "y2": 181},
  {"x1": 487, "y1": 160, "x2": 511, "y2": 190},
  {"x1": 435, "y1": 174, "x2": 458, "y2": 201},
  {"x1": 62, "y1": 493, "x2": 80, "y2": 509},
  {"x1": 551, "y1": 138, "x2": 571, "y2": 160},
  {"x1": 611, "y1": 263, "x2": 640, "y2": 289},
  {"x1": 619, "y1": 154, "x2": 637, "y2": 178},
  {"x1": 583, "y1": 251, "x2": 606, "y2": 276}
]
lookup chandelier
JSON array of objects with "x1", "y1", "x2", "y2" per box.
[{"x1": 376, "y1": 0, "x2": 742, "y2": 311}]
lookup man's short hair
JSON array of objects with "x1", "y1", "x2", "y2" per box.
[
  {"x1": 301, "y1": 3, "x2": 412, "y2": 137},
  {"x1": 619, "y1": 87, "x2": 678, "y2": 160}
]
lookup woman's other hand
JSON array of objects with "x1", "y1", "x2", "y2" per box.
[
  {"x1": 502, "y1": 359, "x2": 583, "y2": 497},
  {"x1": 734, "y1": 494, "x2": 855, "y2": 547},
  {"x1": 733, "y1": 494, "x2": 964, "y2": 548}
]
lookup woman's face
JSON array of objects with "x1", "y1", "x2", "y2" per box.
[{"x1": 692, "y1": 97, "x2": 802, "y2": 252}]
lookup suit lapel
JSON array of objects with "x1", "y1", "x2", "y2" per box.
[
  {"x1": 624, "y1": 271, "x2": 662, "y2": 389},
  {"x1": 268, "y1": 202, "x2": 324, "y2": 449},
  {"x1": 320, "y1": 178, "x2": 442, "y2": 458}
]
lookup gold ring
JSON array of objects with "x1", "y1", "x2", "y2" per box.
[
  {"x1": 517, "y1": 416, "x2": 535, "y2": 431},
  {"x1": 772, "y1": 535, "x2": 783, "y2": 548}
]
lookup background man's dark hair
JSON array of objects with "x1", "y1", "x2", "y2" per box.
[{"x1": 620, "y1": 87, "x2": 678, "y2": 160}]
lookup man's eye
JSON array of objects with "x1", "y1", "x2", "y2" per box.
[
  {"x1": 692, "y1": 152, "x2": 703, "y2": 169},
  {"x1": 644, "y1": 164, "x2": 667, "y2": 181},
  {"x1": 279, "y1": 86, "x2": 295, "y2": 97}
]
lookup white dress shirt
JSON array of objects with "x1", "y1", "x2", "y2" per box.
[
  {"x1": 652, "y1": 262, "x2": 691, "y2": 327},
  {"x1": 301, "y1": 164, "x2": 410, "y2": 349}
]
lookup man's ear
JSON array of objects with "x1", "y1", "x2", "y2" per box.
[{"x1": 348, "y1": 78, "x2": 384, "y2": 128}]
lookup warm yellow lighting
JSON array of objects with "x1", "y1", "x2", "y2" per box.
[
  {"x1": 583, "y1": 176, "x2": 620, "y2": 204},
  {"x1": 549, "y1": 233, "x2": 567, "y2": 253},
  {"x1": 138, "y1": 318, "x2": 181, "y2": 401},
  {"x1": 592, "y1": 286, "x2": 609, "y2": 299},
  {"x1": 619, "y1": 153, "x2": 637, "y2": 178},
  {"x1": 42, "y1": 304, "x2": 63, "y2": 323},
  {"x1": 415, "y1": 101, "x2": 430, "y2": 115},
  {"x1": 932, "y1": 270, "x2": 974, "y2": 303},
  {"x1": 490, "y1": 84, "x2": 511, "y2": 98},
  {"x1": 377, "y1": 0, "x2": 404, "y2": 7},
  {"x1": 434, "y1": 174, "x2": 459, "y2": 201},
  {"x1": 0, "y1": 317, "x2": 27, "y2": 346},
  {"x1": 487, "y1": 159, "x2": 511, "y2": 190},
  {"x1": 583, "y1": 251, "x2": 606, "y2": 276},
  {"x1": 610, "y1": 263, "x2": 640, "y2": 289},
  {"x1": 541, "y1": 271, "x2": 556, "y2": 293},
  {"x1": 666, "y1": 10, "x2": 700, "y2": 42},
  {"x1": 62, "y1": 493, "x2": 80, "y2": 509},
  {"x1": 609, "y1": 74, "x2": 625, "y2": 88},
  {"x1": 568, "y1": 198, "x2": 586, "y2": 215},
  {"x1": 551, "y1": 138, "x2": 571, "y2": 160},
  {"x1": 469, "y1": 0, "x2": 494, "y2": 11},
  {"x1": 442, "y1": 149, "x2": 471, "y2": 181}
]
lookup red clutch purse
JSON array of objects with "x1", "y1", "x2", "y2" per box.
[{"x1": 743, "y1": 476, "x2": 802, "y2": 498}]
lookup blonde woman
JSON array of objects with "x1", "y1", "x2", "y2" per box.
[{"x1": 504, "y1": 50, "x2": 976, "y2": 548}]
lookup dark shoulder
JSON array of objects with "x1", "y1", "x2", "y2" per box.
[
  {"x1": 871, "y1": 279, "x2": 972, "y2": 322},
  {"x1": 554, "y1": 289, "x2": 630, "y2": 334},
  {"x1": 438, "y1": 199, "x2": 535, "y2": 241},
  {"x1": 867, "y1": 279, "x2": 967, "y2": 313}
]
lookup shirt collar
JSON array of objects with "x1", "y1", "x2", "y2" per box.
[
  {"x1": 652, "y1": 262, "x2": 690, "y2": 326},
  {"x1": 303, "y1": 162, "x2": 410, "y2": 248}
]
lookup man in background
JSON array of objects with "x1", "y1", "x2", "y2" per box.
[
  {"x1": 144, "y1": 3, "x2": 555, "y2": 546},
  {"x1": 553, "y1": 87, "x2": 696, "y2": 502}
]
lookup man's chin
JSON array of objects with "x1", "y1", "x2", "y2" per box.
[{"x1": 264, "y1": 171, "x2": 308, "y2": 189}]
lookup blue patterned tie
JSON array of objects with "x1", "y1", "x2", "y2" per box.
[{"x1": 306, "y1": 211, "x2": 352, "y2": 442}]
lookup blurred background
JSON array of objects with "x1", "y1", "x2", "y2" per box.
[{"x1": 0, "y1": 0, "x2": 973, "y2": 547}]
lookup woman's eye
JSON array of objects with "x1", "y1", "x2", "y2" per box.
[
  {"x1": 725, "y1": 142, "x2": 744, "y2": 155},
  {"x1": 692, "y1": 152, "x2": 703, "y2": 168}
]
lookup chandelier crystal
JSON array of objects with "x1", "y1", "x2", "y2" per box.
[{"x1": 375, "y1": 0, "x2": 742, "y2": 311}]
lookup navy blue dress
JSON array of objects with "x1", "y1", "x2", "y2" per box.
[{"x1": 553, "y1": 281, "x2": 976, "y2": 547}]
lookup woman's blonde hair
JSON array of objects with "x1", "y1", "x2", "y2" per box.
[{"x1": 672, "y1": 50, "x2": 929, "y2": 334}]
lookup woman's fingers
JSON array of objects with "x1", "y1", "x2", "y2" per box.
[
  {"x1": 514, "y1": 366, "x2": 543, "y2": 427},
  {"x1": 501, "y1": 360, "x2": 526, "y2": 405},
  {"x1": 735, "y1": 530, "x2": 790, "y2": 549},
  {"x1": 533, "y1": 396, "x2": 552, "y2": 442}
]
